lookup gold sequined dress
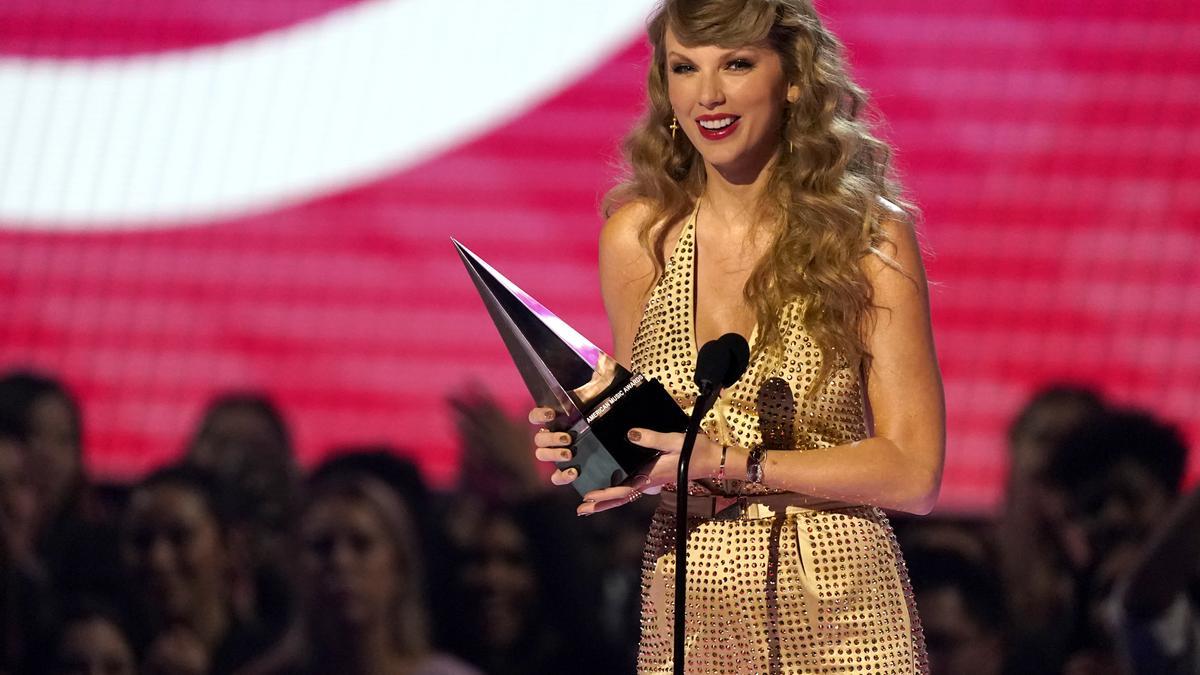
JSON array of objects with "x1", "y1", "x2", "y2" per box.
[{"x1": 631, "y1": 205, "x2": 928, "y2": 674}]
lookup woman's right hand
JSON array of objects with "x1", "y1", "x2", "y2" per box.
[{"x1": 528, "y1": 407, "x2": 579, "y2": 486}]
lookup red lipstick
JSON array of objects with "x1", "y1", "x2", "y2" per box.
[{"x1": 695, "y1": 114, "x2": 740, "y2": 141}]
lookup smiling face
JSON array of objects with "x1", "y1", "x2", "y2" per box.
[{"x1": 664, "y1": 27, "x2": 798, "y2": 179}]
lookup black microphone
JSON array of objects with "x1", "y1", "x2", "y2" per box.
[
  {"x1": 716, "y1": 332, "x2": 750, "y2": 387},
  {"x1": 693, "y1": 340, "x2": 729, "y2": 396},
  {"x1": 674, "y1": 332, "x2": 750, "y2": 675},
  {"x1": 694, "y1": 332, "x2": 750, "y2": 394}
]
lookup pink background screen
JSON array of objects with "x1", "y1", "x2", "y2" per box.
[{"x1": 1, "y1": 0, "x2": 1197, "y2": 512}]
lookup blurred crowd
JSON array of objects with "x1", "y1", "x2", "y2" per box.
[{"x1": 0, "y1": 370, "x2": 1196, "y2": 675}]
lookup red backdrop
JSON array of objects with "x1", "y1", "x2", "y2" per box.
[{"x1": 1, "y1": 0, "x2": 1197, "y2": 513}]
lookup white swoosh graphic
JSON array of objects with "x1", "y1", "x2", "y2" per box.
[{"x1": 0, "y1": 0, "x2": 652, "y2": 229}]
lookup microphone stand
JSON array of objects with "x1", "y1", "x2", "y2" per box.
[{"x1": 673, "y1": 383, "x2": 721, "y2": 675}]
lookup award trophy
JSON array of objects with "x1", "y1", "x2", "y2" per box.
[{"x1": 454, "y1": 240, "x2": 689, "y2": 496}]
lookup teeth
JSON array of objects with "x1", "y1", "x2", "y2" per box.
[{"x1": 699, "y1": 117, "x2": 737, "y2": 130}]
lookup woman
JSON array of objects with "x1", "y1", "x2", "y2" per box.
[
  {"x1": 246, "y1": 474, "x2": 478, "y2": 675},
  {"x1": 0, "y1": 430, "x2": 55, "y2": 675},
  {"x1": 0, "y1": 371, "x2": 84, "y2": 536},
  {"x1": 531, "y1": 0, "x2": 944, "y2": 671},
  {"x1": 0, "y1": 371, "x2": 123, "y2": 609},
  {"x1": 443, "y1": 497, "x2": 619, "y2": 675},
  {"x1": 185, "y1": 393, "x2": 300, "y2": 643},
  {"x1": 120, "y1": 465, "x2": 270, "y2": 675}
]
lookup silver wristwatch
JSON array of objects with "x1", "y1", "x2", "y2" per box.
[{"x1": 746, "y1": 445, "x2": 766, "y2": 484}]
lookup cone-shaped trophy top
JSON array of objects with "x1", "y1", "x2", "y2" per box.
[{"x1": 452, "y1": 238, "x2": 604, "y2": 392}]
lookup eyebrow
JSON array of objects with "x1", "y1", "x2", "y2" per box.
[{"x1": 666, "y1": 47, "x2": 760, "y2": 61}]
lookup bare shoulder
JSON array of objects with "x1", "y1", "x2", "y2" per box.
[
  {"x1": 864, "y1": 199, "x2": 925, "y2": 290},
  {"x1": 599, "y1": 199, "x2": 659, "y2": 363},
  {"x1": 599, "y1": 198, "x2": 658, "y2": 288},
  {"x1": 600, "y1": 198, "x2": 655, "y2": 257}
]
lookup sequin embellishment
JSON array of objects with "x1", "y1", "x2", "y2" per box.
[{"x1": 630, "y1": 206, "x2": 929, "y2": 673}]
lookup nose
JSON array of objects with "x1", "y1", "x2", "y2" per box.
[
  {"x1": 143, "y1": 535, "x2": 176, "y2": 578},
  {"x1": 327, "y1": 538, "x2": 358, "y2": 573},
  {"x1": 1098, "y1": 496, "x2": 1135, "y2": 531},
  {"x1": 479, "y1": 557, "x2": 507, "y2": 589},
  {"x1": 698, "y1": 70, "x2": 725, "y2": 109}
]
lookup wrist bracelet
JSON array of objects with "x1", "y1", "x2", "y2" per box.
[
  {"x1": 746, "y1": 444, "x2": 766, "y2": 484},
  {"x1": 715, "y1": 445, "x2": 728, "y2": 482}
]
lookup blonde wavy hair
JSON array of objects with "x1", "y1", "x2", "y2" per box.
[{"x1": 603, "y1": 0, "x2": 915, "y2": 392}]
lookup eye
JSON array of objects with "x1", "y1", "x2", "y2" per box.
[
  {"x1": 306, "y1": 534, "x2": 335, "y2": 558},
  {"x1": 727, "y1": 58, "x2": 755, "y2": 72},
  {"x1": 166, "y1": 525, "x2": 194, "y2": 548},
  {"x1": 669, "y1": 62, "x2": 696, "y2": 75},
  {"x1": 349, "y1": 532, "x2": 374, "y2": 555},
  {"x1": 130, "y1": 528, "x2": 155, "y2": 551}
]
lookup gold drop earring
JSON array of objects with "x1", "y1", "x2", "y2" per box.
[
  {"x1": 784, "y1": 95, "x2": 796, "y2": 153},
  {"x1": 669, "y1": 116, "x2": 679, "y2": 140}
]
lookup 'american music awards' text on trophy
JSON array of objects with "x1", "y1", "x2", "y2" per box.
[{"x1": 454, "y1": 240, "x2": 688, "y2": 496}]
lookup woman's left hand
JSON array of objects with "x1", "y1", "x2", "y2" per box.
[{"x1": 576, "y1": 428, "x2": 721, "y2": 516}]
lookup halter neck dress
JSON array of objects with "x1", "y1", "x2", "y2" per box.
[{"x1": 630, "y1": 203, "x2": 929, "y2": 674}]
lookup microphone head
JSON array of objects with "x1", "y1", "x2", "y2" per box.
[
  {"x1": 694, "y1": 339, "x2": 731, "y2": 390},
  {"x1": 693, "y1": 332, "x2": 751, "y2": 391},
  {"x1": 717, "y1": 332, "x2": 751, "y2": 388}
]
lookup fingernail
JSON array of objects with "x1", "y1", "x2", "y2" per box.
[
  {"x1": 559, "y1": 449, "x2": 572, "y2": 461},
  {"x1": 627, "y1": 429, "x2": 641, "y2": 442},
  {"x1": 559, "y1": 433, "x2": 572, "y2": 445},
  {"x1": 566, "y1": 467, "x2": 578, "y2": 478},
  {"x1": 583, "y1": 498, "x2": 596, "y2": 504},
  {"x1": 542, "y1": 409, "x2": 556, "y2": 421}
]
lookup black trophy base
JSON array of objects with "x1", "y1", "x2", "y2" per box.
[{"x1": 556, "y1": 374, "x2": 690, "y2": 496}]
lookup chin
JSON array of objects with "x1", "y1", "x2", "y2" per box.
[
  {"x1": 700, "y1": 149, "x2": 745, "y2": 168},
  {"x1": 152, "y1": 592, "x2": 193, "y2": 622},
  {"x1": 315, "y1": 608, "x2": 370, "y2": 635},
  {"x1": 700, "y1": 144, "x2": 767, "y2": 171}
]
